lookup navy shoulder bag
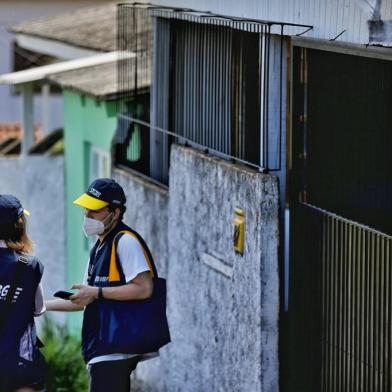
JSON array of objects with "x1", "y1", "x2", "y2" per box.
[{"x1": 97, "y1": 230, "x2": 171, "y2": 355}]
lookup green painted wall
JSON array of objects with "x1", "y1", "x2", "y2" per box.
[{"x1": 63, "y1": 90, "x2": 121, "y2": 332}]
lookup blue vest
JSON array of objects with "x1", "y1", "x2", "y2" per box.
[
  {"x1": 0, "y1": 248, "x2": 43, "y2": 359},
  {"x1": 81, "y1": 221, "x2": 155, "y2": 362}
]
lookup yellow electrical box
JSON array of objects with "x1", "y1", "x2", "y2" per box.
[{"x1": 233, "y1": 208, "x2": 245, "y2": 255}]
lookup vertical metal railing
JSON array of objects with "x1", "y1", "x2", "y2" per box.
[
  {"x1": 171, "y1": 19, "x2": 256, "y2": 161},
  {"x1": 117, "y1": 4, "x2": 152, "y2": 101},
  {"x1": 116, "y1": 4, "x2": 313, "y2": 183},
  {"x1": 298, "y1": 202, "x2": 392, "y2": 392}
]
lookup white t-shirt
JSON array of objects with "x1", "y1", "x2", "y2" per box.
[{"x1": 83, "y1": 234, "x2": 157, "y2": 365}]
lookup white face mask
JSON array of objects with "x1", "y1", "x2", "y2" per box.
[
  {"x1": 82, "y1": 212, "x2": 114, "y2": 237},
  {"x1": 83, "y1": 217, "x2": 104, "y2": 237}
]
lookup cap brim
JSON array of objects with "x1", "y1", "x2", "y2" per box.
[
  {"x1": 23, "y1": 209, "x2": 30, "y2": 216},
  {"x1": 73, "y1": 193, "x2": 109, "y2": 210}
]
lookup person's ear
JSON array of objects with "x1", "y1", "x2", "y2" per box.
[{"x1": 113, "y1": 207, "x2": 121, "y2": 220}]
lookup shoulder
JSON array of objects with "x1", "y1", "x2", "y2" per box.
[
  {"x1": 117, "y1": 232, "x2": 143, "y2": 248},
  {"x1": 116, "y1": 232, "x2": 147, "y2": 258},
  {"x1": 115, "y1": 226, "x2": 150, "y2": 250},
  {"x1": 21, "y1": 254, "x2": 44, "y2": 277},
  {"x1": 115, "y1": 232, "x2": 151, "y2": 281}
]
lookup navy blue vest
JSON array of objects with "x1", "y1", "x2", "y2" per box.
[
  {"x1": 81, "y1": 221, "x2": 155, "y2": 362},
  {"x1": 0, "y1": 248, "x2": 43, "y2": 359}
]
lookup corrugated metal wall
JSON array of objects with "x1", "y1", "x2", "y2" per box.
[
  {"x1": 151, "y1": 14, "x2": 288, "y2": 171},
  {"x1": 172, "y1": 20, "x2": 233, "y2": 156},
  {"x1": 153, "y1": 0, "x2": 392, "y2": 45},
  {"x1": 150, "y1": 16, "x2": 171, "y2": 183}
]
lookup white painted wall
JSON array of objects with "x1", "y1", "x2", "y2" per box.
[{"x1": 0, "y1": 156, "x2": 65, "y2": 324}]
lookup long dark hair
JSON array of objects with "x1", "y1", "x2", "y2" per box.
[{"x1": 2, "y1": 214, "x2": 34, "y2": 254}]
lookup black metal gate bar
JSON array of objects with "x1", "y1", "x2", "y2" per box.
[{"x1": 293, "y1": 202, "x2": 392, "y2": 392}]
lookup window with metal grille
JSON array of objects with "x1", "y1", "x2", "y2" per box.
[
  {"x1": 115, "y1": 4, "x2": 311, "y2": 185},
  {"x1": 115, "y1": 97, "x2": 150, "y2": 177},
  {"x1": 171, "y1": 20, "x2": 261, "y2": 166},
  {"x1": 116, "y1": 16, "x2": 264, "y2": 185}
]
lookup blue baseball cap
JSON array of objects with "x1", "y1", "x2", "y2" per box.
[
  {"x1": 73, "y1": 178, "x2": 126, "y2": 211},
  {"x1": 0, "y1": 194, "x2": 30, "y2": 224}
]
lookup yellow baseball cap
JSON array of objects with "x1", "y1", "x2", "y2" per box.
[
  {"x1": 73, "y1": 178, "x2": 125, "y2": 211},
  {"x1": 73, "y1": 193, "x2": 109, "y2": 210}
]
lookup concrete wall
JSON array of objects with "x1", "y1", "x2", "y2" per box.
[
  {"x1": 113, "y1": 167, "x2": 169, "y2": 391},
  {"x1": 0, "y1": 156, "x2": 65, "y2": 324},
  {"x1": 114, "y1": 168, "x2": 169, "y2": 277},
  {"x1": 116, "y1": 144, "x2": 280, "y2": 392}
]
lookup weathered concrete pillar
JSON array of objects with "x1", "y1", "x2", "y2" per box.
[
  {"x1": 41, "y1": 83, "x2": 50, "y2": 135},
  {"x1": 21, "y1": 82, "x2": 34, "y2": 156}
]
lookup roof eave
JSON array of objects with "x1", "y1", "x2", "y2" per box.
[{"x1": 15, "y1": 33, "x2": 106, "y2": 60}]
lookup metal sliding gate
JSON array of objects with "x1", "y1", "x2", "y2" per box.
[{"x1": 289, "y1": 202, "x2": 392, "y2": 392}]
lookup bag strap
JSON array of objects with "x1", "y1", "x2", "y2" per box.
[
  {"x1": 0, "y1": 254, "x2": 29, "y2": 332},
  {"x1": 108, "y1": 230, "x2": 157, "y2": 282}
]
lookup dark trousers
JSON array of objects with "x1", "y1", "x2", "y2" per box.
[{"x1": 88, "y1": 357, "x2": 140, "y2": 392}]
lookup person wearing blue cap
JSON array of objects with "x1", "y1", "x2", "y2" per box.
[
  {"x1": 45, "y1": 178, "x2": 156, "y2": 392},
  {"x1": 0, "y1": 194, "x2": 46, "y2": 392}
]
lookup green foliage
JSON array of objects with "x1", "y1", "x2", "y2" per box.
[
  {"x1": 40, "y1": 317, "x2": 88, "y2": 392},
  {"x1": 48, "y1": 139, "x2": 64, "y2": 156}
]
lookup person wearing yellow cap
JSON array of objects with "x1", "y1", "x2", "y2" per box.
[
  {"x1": 0, "y1": 194, "x2": 46, "y2": 392},
  {"x1": 45, "y1": 178, "x2": 160, "y2": 392}
]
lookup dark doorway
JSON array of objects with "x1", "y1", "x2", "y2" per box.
[
  {"x1": 293, "y1": 48, "x2": 392, "y2": 234},
  {"x1": 284, "y1": 47, "x2": 392, "y2": 392}
]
